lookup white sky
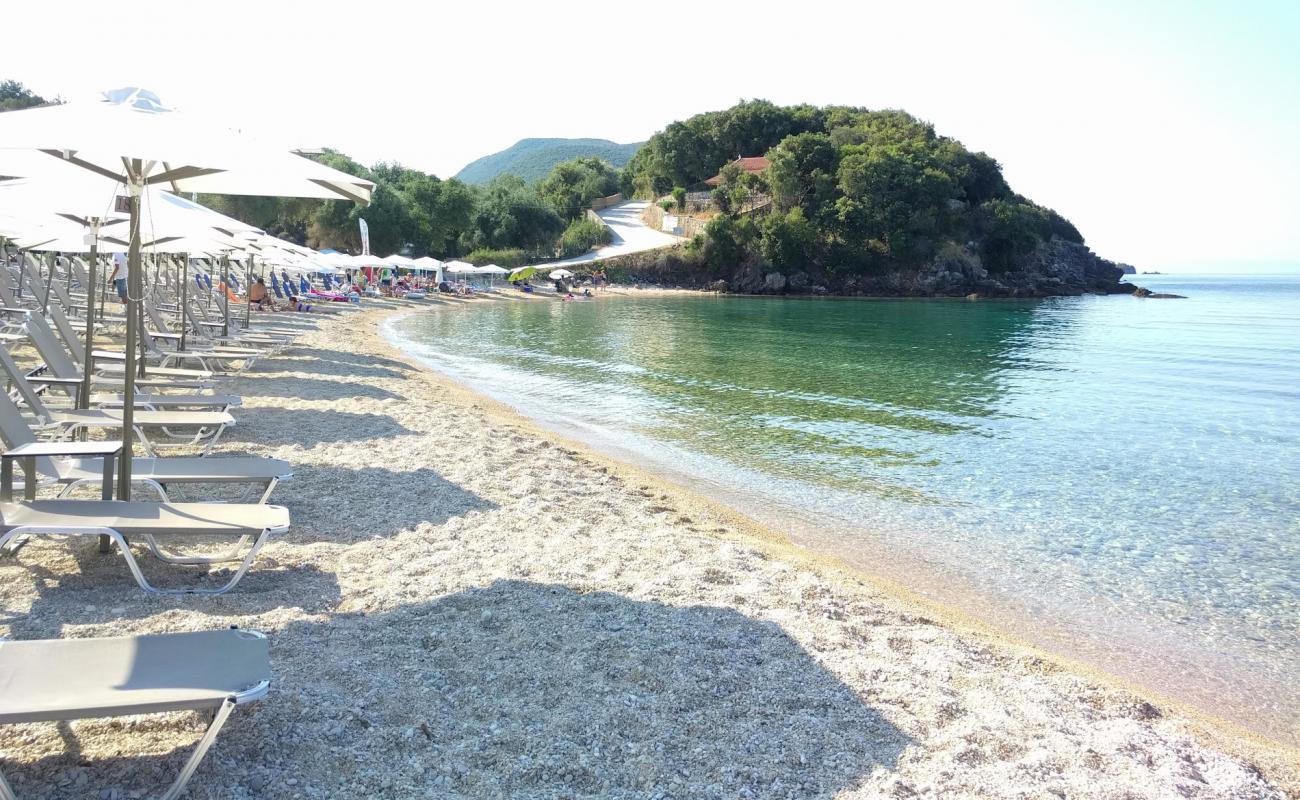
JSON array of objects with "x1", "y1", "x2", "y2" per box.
[{"x1": 3, "y1": 0, "x2": 1297, "y2": 269}]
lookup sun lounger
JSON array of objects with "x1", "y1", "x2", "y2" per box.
[
  {"x1": 0, "y1": 499, "x2": 290, "y2": 593},
  {"x1": 20, "y1": 314, "x2": 214, "y2": 393},
  {"x1": 0, "y1": 348, "x2": 234, "y2": 456},
  {"x1": 0, "y1": 628, "x2": 270, "y2": 800},
  {"x1": 0, "y1": 391, "x2": 289, "y2": 502}
]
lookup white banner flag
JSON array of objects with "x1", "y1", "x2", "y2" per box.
[{"x1": 359, "y1": 218, "x2": 370, "y2": 255}]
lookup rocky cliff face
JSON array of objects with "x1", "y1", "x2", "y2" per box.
[
  {"x1": 723, "y1": 240, "x2": 1132, "y2": 297},
  {"x1": 602, "y1": 237, "x2": 1138, "y2": 298}
]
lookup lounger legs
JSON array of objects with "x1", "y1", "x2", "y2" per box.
[
  {"x1": 159, "y1": 697, "x2": 236, "y2": 800},
  {"x1": 0, "y1": 526, "x2": 274, "y2": 595},
  {"x1": 0, "y1": 696, "x2": 243, "y2": 800}
]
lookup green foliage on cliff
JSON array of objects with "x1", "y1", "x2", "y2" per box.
[{"x1": 625, "y1": 100, "x2": 1085, "y2": 275}]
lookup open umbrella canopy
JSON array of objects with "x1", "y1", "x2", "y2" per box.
[
  {"x1": 445, "y1": 260, "x2": 475, "y2": 274},
  {"x1": 509, "y1": 266, "x2": 539, "y2": 280},
  {"x1": 0, "y1": 171, "x2": 263, "y2": 242},
  {"x1": 0, "y1": 88, "x2": 375, "y2": 203},
  {"x1": 548, "y1": 268, "x2": 575, "y2": 279},
  {"x1": 476, "y1": 264, "x2": 509, "y2": 275},
  {"x1": 411, "y1": 256, "x2": 444, "y2": 273}
]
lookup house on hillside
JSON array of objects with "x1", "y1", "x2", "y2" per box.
[{"x1": 703, "y1": 156, "x2": 771, "y2": 187}]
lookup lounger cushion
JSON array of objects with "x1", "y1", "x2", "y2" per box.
[
  {"x1": 0, "y1": 629, "x2": 269, "y2": 723},
  {"x1": 58, "y1": 457, "x2": 292, "y2": 484},
  {"x1": 49, "y1": 409, "x2": 235, "y2": 427},
  {"x1": 0, "y1": 500, "x2": 289, "y2": 535}
]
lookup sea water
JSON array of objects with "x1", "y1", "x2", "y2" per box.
[{"x1": 388, "y1": 274, "x2": 1300, "y2": 743}]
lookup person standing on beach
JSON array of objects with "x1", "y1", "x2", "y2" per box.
[{"x1": 107, "y1": 251, "x2": 130, "y2": 303}]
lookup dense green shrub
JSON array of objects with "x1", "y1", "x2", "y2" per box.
[
  {"x1": 558, "y1": 217, "x2": 612, "y2": 258},
  {"x1": 466, "y1": 248, "x2": 529, "y2": 268}
]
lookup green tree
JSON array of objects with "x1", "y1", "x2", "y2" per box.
[
  {"x1": 469, "y1": 176, "x2": 565, "y2": 253},
  {"x1": 759, "y1": 208, "x2": 819, "y2": 271},
  {"x1": 979, "y1": 199, "x2": 1052, "y2": 271},
  {"x1": 538, "y1": 157, "x2": 620, "y2": 220},
  {"x1": 766, "y1": 132, "x2": 839, "y2": 220},
  {"x1": 836, "y1": 143, "x2": 957, "y2": 260},
  {"x1": 0, "y1": 80, "x2": 60, "y2": 112}
]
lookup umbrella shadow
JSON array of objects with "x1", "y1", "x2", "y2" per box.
[
  {"x1": 0, "y1": 541, "x2": 343, "y2": 633},
  {"x1": 0, "y1": 579, "x2": 909, "y2": 799},
  {"x1": 268, "y1": 580, "x2": 910, "y2": 797},
  {"x1": 232, "y1": 374, "x2": 405, "y2": 402},
  {"x1": 265, "y1": 352, "x2": 411, "y2": 380},
  {"x1": 227, "y1": 407, "x2": 417, "y2": 449},
  {"x1": 272, "y1": 464, "x2": 498, "y2": 543}
]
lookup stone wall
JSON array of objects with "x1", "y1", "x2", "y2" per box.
[{"x1": 590, "y1": 193, "x2": 624, "y2": 212}]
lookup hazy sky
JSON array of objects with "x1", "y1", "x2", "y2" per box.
[{"x1": 4, "y1": 0, "x2": 1297, "y2": 269}]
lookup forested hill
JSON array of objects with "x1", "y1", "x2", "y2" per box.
[
  {"x1": 455, "y1": 138, "x2": 641, "y2": 185},
  {"x1": 620, "y1": 100, "x2": 1132, "y2": 297}
]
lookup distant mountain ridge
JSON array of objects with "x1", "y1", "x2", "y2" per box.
[{"x1": 454, "y1": 137, "x2": 642, "y2": 185}]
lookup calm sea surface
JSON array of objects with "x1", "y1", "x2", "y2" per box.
[{"x1": 388, "y1": 274, "x2": 1300, "y2": 742}]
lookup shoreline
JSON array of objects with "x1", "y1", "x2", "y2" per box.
[
  {"x1": 382, "y1": 295, "x2": 1300, "y2": 779},
  {"x1": 0, "y1": 296, "x2": 1294, "y2": 798}
]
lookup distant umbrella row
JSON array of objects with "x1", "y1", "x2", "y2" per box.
[{"x1": 0, "y1": 173, "x2": 509, "y2": 282}]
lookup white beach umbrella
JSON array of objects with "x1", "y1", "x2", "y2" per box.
[
  {"x1": 548, "y1": 268, "x2": 574, "y2": 280},
  {"x1": 0, "y1": 87, "x2": 373, "y2": 499},
  {"x1": 445, "y1": 260, "x2": 475, "y2": 274}
]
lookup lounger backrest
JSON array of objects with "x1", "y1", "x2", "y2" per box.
[
  {"x1": 136, "y1": 325, "x2": 165, "y2": 357},
  {"x1": 0, "y1": 262, "x2": 16, "y2": 304},
  {"x1": 0, "y1": 388, "x2": 58, "y2": 477},
  {"x1": 143, "y1": 299, "x2": 170, "y2": 333},
  {"x1": 0, "y1": 342, "x2": 51, "y2": 421},
  {"x1": 46, "y1": 306, "x2": 82, "y2": 358},
  {"x1": 26, "y1": 269, "x2": 49, "y2": 309},
  {"x1": 22, "y1": 314, "x2": 81, "y2": 376},
  {"x1": 48, "y1": 279, "x2": 79, "y2": 316},
  {"x1": 67, "y1": 256, "x2": 91, "y2": 290}
]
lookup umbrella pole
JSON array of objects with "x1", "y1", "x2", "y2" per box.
[
  {"x1": 180, "y1": 254, "x2": 189, "y2": 351},
  {"x1": 137, "y1": 254, "x2": 148, "y2": 380},
  {"x1": 16, "y1": 250, "x2": 24, "y2": 301},
  {"x1": 222, "y1": 253, "x2": 230, "y2": 339},
  {"x1": 245, "y1": 254, "x2": 253, "y2": 327},
  {"x1": 80, "y1": 221, "x2": 100, "y2": 412},
  {"x1": 41, "y1": 252, "x2": 55, "y2": 314},
  {"x1": 117, "y1": 163, "x2": 142, "y2": 502}
]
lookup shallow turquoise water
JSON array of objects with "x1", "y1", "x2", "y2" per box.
[{"x1": 390, "y1": 275, "x2": 1300, "y2": 741}]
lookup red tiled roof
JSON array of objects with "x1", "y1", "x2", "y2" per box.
[{"x1": 704, "y1": 156, "x2": 771, "y2": 186}]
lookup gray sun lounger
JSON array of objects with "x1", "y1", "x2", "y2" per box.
[
  {"x1": 22, "y1": 311, "x2": 216, "y2": 383},
  {"x1": 0, "y1": 349, "x2": 234, "y2": 456},
  {"x1": 0, "y1": 499, "x2": 290, "y2": 594},
  {"x1": 0, "y1": 390, "x2": 290, "y2": 503},
  {"x1": 0, "y1": 628, "x2": 269, "y2": 800}
]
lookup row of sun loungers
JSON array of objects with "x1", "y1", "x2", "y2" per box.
[{"x1": 0, "y1": 253, "x2": 349, "y2": 798}]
